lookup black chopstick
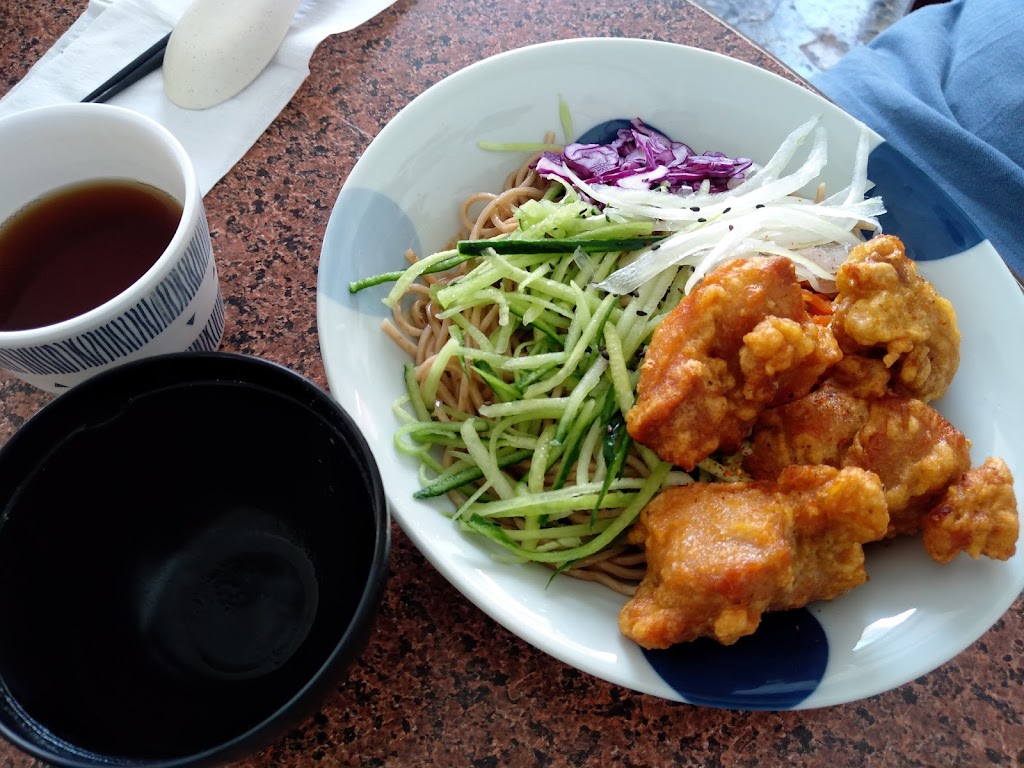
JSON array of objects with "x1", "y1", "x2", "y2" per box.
[{"x1": 81, "y1": 32, "x2": 171, "y2": 104}]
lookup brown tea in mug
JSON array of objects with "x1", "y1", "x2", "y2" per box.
[{"x1": 0, "y1": 179, "x2": 183, "y2": 332}]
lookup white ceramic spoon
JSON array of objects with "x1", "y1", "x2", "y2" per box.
[{"x1": 163, "y1": 0, "x2": 302, "y2": 110}]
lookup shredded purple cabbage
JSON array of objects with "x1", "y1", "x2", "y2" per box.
[{"x1": 534, "y1": 118, "x2": 752, "y2": 198}]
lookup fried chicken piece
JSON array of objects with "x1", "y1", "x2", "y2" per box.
[
  {"x1": 922, "y1": 458, "x2": 1019, "y2": 563},
  {"x1": 626, "y1": 256, "x2": 841, "y2": 470},
  {"x1": 845, "y1": 395, "x2": 972, "y2": 536},
  {"x1": 740, "y1": 315, "x2": 842, "y2": 403},
  {"x1": 743, "y1": 379, "x2": 871, "y2": 479},
  {"x1": 743, "y1": 355, "x2": 896, "y2": 479},
  {"x1": 619, "y1": 465, "x2": 889, "y2": 648},
  {"x1": 831, "y1": 235, "x2": 960, "y2": 402},
  {"x1": 825, "y1": 354, "x2": 893, "y2": 399},
  {"x1": 745, "y1": 384, "x2": 971, "y2": 538}
]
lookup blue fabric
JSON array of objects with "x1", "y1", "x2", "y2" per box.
[{"x1": 812, "y1": 0, "x2": 1024, "y2": 279}]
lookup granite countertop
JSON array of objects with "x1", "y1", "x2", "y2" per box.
[{"x1": 0, "y1": 0, "x2": 1021, "y2": 766}]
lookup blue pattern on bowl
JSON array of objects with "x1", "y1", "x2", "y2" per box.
[
  {"x1": 575, "y1": 119, "x2": 638, "y2": 145},
  {"x1": 642, "y1": 608, "x2": 828, "y2": 710},
  {"x1": 866, "y1": 142, "x2": 984, "y2": 261},
  {"x1": 319, "y1": 187, "x2": 420, "y2": 315}
]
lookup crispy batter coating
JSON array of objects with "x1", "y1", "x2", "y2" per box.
[
  {"x1": 740, "y1": 315, "x2": 841, "y2": 403},
  {"x1": 922, "y1": 458, "x2": 1019, "y2": 563},
  {"x1": 743, "y1": 379, "x2": 870, "y2": 479},
  {"x1": 745, "y1": 384, "x2": 971, "y2": 538},
  {"x1": 831, "y1": 235, "x2": 960, "y2": 402},
  {"x1": 626, "y1": 256, "x2": 841, "y2": 470},
  {"x1": 825, "y1": 354, "x2": 893, "y2": 399},
  {"x1": 742, "y1": 356, "x2": 893, "y2": 479},
  {"x1": 845, "y1": 395, "x2": 972, "y2": 536},
  {"x1": 619, "y1": 465, "x2": 889, "y2": 648}
]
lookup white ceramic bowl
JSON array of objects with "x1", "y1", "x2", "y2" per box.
[{"x1": 317, "y1": 38, "x2": 1024, "y2": 709}]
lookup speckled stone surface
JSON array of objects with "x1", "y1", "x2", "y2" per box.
[{"x1": 0, "y1": 1, "x2": 1022, "y2": 766}]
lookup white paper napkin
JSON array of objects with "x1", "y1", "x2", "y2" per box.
[{"x1": 0, "y1": 0, "x2": 396, "y2": 194}]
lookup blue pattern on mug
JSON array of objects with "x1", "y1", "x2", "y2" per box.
[
  {"x1": 187, "y1": 292, "x2": 226, "y2": 353},
  {"x1": 0, "y1": 214, "x2": 214, "y2": 376}
]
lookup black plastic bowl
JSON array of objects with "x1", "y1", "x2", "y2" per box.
[{"x1": 0, "y1": 352, "x2": 389, "y2": 767}]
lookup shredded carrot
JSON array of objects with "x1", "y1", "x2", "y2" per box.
[{"x1": 802, "y1": 288, "x2": 834, "y2": 317}]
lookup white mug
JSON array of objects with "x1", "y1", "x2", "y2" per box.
[{"x1": 0, "y1": 103, "x2": 224, "y2": 392}]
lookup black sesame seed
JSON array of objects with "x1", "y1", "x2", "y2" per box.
[
  {"x1": 636, "y1": 310, "x2": 649, "y2": 317},
  {"x1": 723, "y1": 207, "x2": 731, "y2": 214},
  {"x1": 697, "y1": 217, "x2": 707, "y2": 223},
  {"x1": 755, "y1": 204, "x2": 765, "y2": 209},
  {"x1": 690, "y1": 206, "x2": 700, "y2": 212}
]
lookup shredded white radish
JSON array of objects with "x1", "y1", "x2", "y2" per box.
[{"x1": 584, "y1": 117, "x2": 884, "y2": 296}]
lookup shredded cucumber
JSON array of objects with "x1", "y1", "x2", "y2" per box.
[
  {"x1": 460, "y1": 462, "x2": 671, "y2": 564},
  {"x1": 558, "y1": 95, "x2": 573, "y2": 144},
  {"x1": 456, "y1": 235, "x2": 665, "y2": 256},
  {"x1": 359, "y1": 191, "x2": 690, "y2": 570},
  {"x1": 476, "y1": 141, "x2": 563, "y2": 153}
]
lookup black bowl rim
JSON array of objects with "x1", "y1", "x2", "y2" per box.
[{"x1": 0, "y1": 351, "x2": 391, "y2": 768}]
